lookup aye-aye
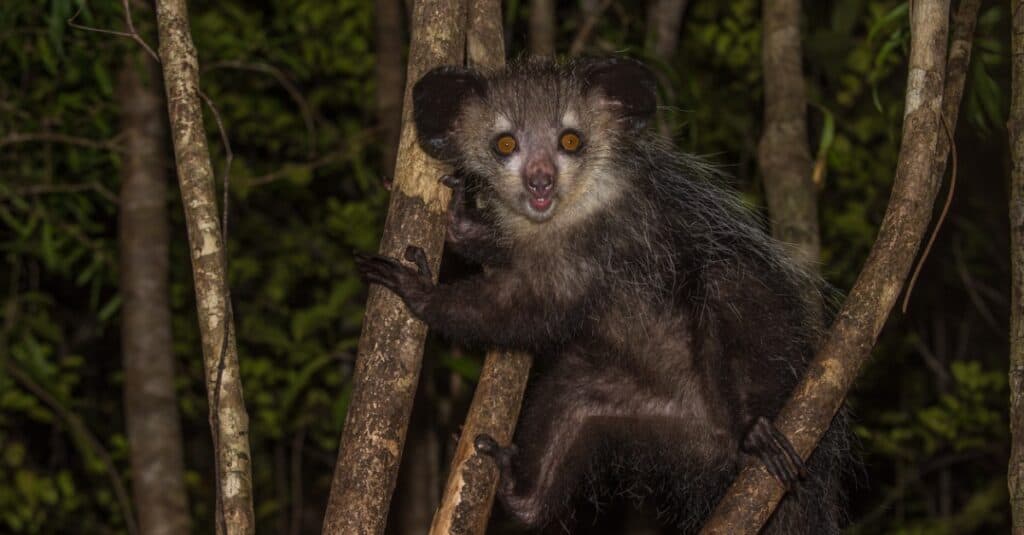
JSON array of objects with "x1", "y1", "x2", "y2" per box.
[{"x1": 355, "y1": 58, "x2": 849, "y2": 533}]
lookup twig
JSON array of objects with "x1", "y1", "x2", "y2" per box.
[
  {"x1": 4, "y1": 360, "x2": 139, "y2": 535},
  {"x1": 855, "y1": 449, "x2": 994, "y2": 528},
  {"x1": 247, "y1": 129, "x2": 377, "y2": 187},
  {"x1": 3, "y1": 182, "x2": 120, "y2": 204},
  {"x1": 0, "y1": 132, "x2": 123, "y2": 152},
  {"x1": 204, "y1": 60, "x2": 317, "y2": 158},
  {"x1": 67, "y1": 2, "x2": 159, "y2": 63},
  {"x1": 197, "y1": 90, "x2": 232, "y2": 242},
  {"x1": 902, "y1": 115, "x2": 957, "y2": 312},
  {"x1": 200, "y1": 85, "x2": 234, "y2": 535},
  {"x1": 951, "y1": 238, "x2": 1001, "y2": 332},
  {"x1": 568, "y1": 0, "x2": 613, "y2": 56},
  {"x1": 248, "y1": 151, "x2": 347, "y2": 187}
]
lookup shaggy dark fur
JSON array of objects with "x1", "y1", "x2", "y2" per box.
[{"x1": 356, "y1": 57, "x2": 850, "y2": 533}]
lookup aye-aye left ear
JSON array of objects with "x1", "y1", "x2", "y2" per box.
[
  {"x1": 580, "y1": 57, "x2": 657, "y2": 130},
  {"x1": 413, "y1": 66, "x2": 486, "y2": 160}
]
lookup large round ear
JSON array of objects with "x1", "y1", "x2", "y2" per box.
[
  {"x1": 413, "y1": 66, "x2": 486, "y2": 160},
  {"x1": 580, "y1": 58, "x2": 657, "y2": 130}
]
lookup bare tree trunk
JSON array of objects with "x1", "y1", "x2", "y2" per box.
[
  {"x1": 699, "y1": 1, "x2": 952, "y2": 532},
  {"x1": 645, "y1": 0, "x2": 687, "y2": 61},
  {"x1": 388, "y1": 377, "x2": 441, "y2": 535},
  {"x1": 1010, "y1": 0, "x2": 1024, "y2": 531},
  {"x1": 758, "y1": 0, "x2": 819, "y2": 270},
  {"x1": 644, "y1": 0, "x2": 688, "y2": 138},
  {"x1": 429, "y1": 3, "x2": 533, "y2": 534},
  {"x1": 529, "y1": 0, "x2": 556, "y2": 56},
  {"x1": 154, "y1": 2, "x2": 255, "y2": 534},
  {"x1": 568, "y1": 0, "x2": 611, "y2": 56},
  {"x1": 376, "y1": 0, "x2": 405, "y2": 178},
  {"x1": 321, "y1": 1, "x2": 466, "y2": 533},
  {"x1": 118, "y1": 52, "x2": 190, "y2": 535}
]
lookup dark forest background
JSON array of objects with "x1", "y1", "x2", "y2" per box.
[{"x1": 0, "y1": 0, "x2": 1012, "y2": 533}]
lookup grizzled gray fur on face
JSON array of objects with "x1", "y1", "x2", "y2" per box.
[
  {"x1": 414, "y1": 58, "x2": 656, "y2": 233},
  {"x1": 355, "y1": 57, "x2": 852, "y2": 533}
]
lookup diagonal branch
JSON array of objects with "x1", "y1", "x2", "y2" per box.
[
  {"x1": 428, "y1": 3, "x2": 533, "y2": 534},
  {"x1": 699, "y1": 0, "x2": 964, "y2": 532},
  {"x1": 68, "y1": 1, "x2": 159, "y2": 63},
  {"x1": 4, "y1": 360, "x2": 139, "y2": 535},
  {"x1": 0, "y1": 132, "x2": 124, "y2": 152},
  {"x1": 320, "y1": 1, "x2": 467, "y2": 533},
  {"x1": 204, "y1": 60, "x2": 317, "y2": 159}
]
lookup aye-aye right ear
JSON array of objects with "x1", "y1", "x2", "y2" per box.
[
  {"x1": 413, "y1": 66, "x2": 486, "y2": 160},
  {"x1": 580, "y1": 57, "x2": 657, "y2": 131}
]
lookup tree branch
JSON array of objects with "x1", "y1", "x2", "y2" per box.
[
  {"x1": 4, "y1": 360, "x2": 139, "y2": 535},
  {"x1": 153, "y1": 1, "x2": 254, "y2": 534},
  {"x1": 67, "y1": 1, "x2": 159, "y2": 63},
  {"x1": 1008, "y1": 0, "x2": 1024, "y2": 529},
  {"x1": 428, "y1": 5, "x2": 533, "y2": 534},
  {"x1": 2, "y1": 182, "x2": 120, "y2": 204},
  {"x1": 699, "y1": 1, "x2": 958, "y2": 532},
  {"x1": 320, "y1": 1, "x2": 467, "y2": 533},
  {"x1": 568, "y1": 0, "x2": 612, "y2": 56},
  {"x1": 0, "y1": 132, "x2": 123, "y2": 152},
  {"x1": 758, "y1": 0, "x2": 820, "y2": 270},
  {"x1": 529, "y1": 0, "x2": 556, "y2": 56},
  {"x1": 204, "y1": 60, "x2": 317, "y2": 159}
]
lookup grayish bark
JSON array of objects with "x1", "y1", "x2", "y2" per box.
[
  {"x1": 700, "y1": 1, "x2": 952, "y2": 532},
  {"x1": 321, "y1": 1, "x2": 466, "y2": 533},
  {"x1": 758, "y1": 0, "x2": 819, "y2": 270},
  {"x1": 429, "y1": 3, "x2": 533, "y2": 534},
  {"x1": 154, "y1": 1, "x2": 255, "y2": 533},
  {"x1": 645, "y1": 0, "x2": 688, "y2": 61},
  {"x1": 529, "y1": 0, "x2": 556, "y2": 56},
  {"x1": 118, "y1": 52, "x2": 190, "y2": 535},
  {"x1": 1010, "y1": 0, "x2": 1024, "y2": 531}
]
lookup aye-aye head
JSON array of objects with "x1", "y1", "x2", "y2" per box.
[{"x1": 413, "y1": 57, "x2": 657, "y2": 233}]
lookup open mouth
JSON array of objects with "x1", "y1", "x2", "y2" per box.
[
  {"x1": 523, "y1": 192, "x2": 557, "y2": 220},
  {"x1": 529, "y1": 196, "x2": 553, "y2": 211}
]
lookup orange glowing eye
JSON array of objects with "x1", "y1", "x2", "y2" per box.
[
  {"x1": 560, "y1": 132, "x2": 581, "y2": 152},
  {"x1": 495, "y1": 135, "x2": 517, "y2": 155}
]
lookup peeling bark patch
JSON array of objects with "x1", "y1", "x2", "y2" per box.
[
  {"x1": 905, "y1": 68, "x2": 928, "y2": 116},
  {"x1": 321, "y1": 4, "x2": 465, "y2": 530},
  {"x1": 155, "y1": 1, "x2": 255, "y2": 533}
]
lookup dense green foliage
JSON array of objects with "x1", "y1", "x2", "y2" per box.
[{"x1": 0, "y1": 0, "x2": 1012, "y2": 533}]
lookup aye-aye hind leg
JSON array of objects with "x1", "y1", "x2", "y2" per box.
[
  {"x1": 474, "y1": 413, "x2": 628, "y2": 528},
  {"x1": 741, "y1": 416, "x2": 807, "y2": 488},
  {"x1": 476, "y1": 409, "x2": 728, "y2": 529},
  {"x1": 473, "y1": 358, "x2": 703, "y2": 529}
]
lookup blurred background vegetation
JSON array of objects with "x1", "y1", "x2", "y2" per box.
[{"x1": 0, "y1": 0, "x2": 1012, "y2": 533}]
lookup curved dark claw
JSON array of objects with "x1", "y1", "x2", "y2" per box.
[
  {"x1": 742, "y1": 416, "x2": 807, "y2": 489},
  {"x1": 440, "y1": 174, "x2": 462, "y2": 189},
  {"x1": 474, "y1": 433, "x2": 519, "y2": 495},
  {"x1": 474, "y1": 434, "x2": 518, "y2": 466},
  {"x1": 404, "y1": 245, "x2": 432, "y2": 279}
]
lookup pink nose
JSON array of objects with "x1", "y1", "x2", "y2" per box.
[{"x1": 524, "y1": 158, "x2": 555, "y2": 196}]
